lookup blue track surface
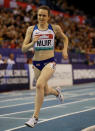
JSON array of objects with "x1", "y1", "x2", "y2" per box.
[{"x1": 0, "y1": 83, "x2": 95, "y2": 131}]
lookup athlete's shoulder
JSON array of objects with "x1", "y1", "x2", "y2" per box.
[
  {"x1": 27, "y1": 25, "x2": 35, "y2": 33},
  {"x1": 51, "y1": 24, "x2": 61, "y2": 30},
  {"x1": 51, "y1": 24, "x2": 61, "y2": 33}
]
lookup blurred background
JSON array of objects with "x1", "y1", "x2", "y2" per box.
[{"x1": 0, "y1": 0, "x2": 95, "y2": 92}]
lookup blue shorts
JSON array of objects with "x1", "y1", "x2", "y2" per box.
[{"x1": 33, "y1": 57, "x2": 55, "y2": 71}]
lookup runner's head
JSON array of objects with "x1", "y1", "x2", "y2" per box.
[{"x1": 37, "y1": 5, "x2": 50, "y2": 24}]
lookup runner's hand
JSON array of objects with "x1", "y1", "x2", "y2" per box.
[
  {"x1": 62, "y1": 49, "x2": 68, "y2": 60},
  {"x1": 33, "y1": 35, "x2": 40, "y2": 43}
]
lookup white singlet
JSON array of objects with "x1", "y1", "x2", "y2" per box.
[{"x1": 32, "y1": 24, "x2": 55, "y2": 51}]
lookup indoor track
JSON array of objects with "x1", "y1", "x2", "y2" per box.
[{"x1": 0, "y1": 83, "x2": 95, "y2": 131}]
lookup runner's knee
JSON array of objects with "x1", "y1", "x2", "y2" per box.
[{"x1": 36, "y1": 81, "x2": 44, "y2": 89}]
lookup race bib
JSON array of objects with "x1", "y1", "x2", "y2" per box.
[{"x1": 34, "y1": 34, "x2": 54, "y2": 50}]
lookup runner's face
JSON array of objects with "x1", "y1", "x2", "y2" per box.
[{"x1": 38, "y1": 9, "x2": 49, "y2": 24}]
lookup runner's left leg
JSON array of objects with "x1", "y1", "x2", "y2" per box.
[{"x1": 33, "y1": 63, "x2": 57, "y2": 118}]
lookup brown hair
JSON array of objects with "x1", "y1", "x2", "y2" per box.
[{"x1": 37, "y1": 5, "x2": 50, "y2": 16}]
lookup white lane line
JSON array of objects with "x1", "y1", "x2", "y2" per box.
[
  {"x1": 0, "y1": 83, "x2": 95, "y2": 99},
  {"x1": 5, "y1": 125, "x2": 26, "y2": 131},
  {"x1": 0, "y1": 96, "x2": 34, "y2": 103},
  {"x1": 5, "y1": 107, "x2": 95, "y2": 131},
  {"x1": 1, "y1": 90, "x2": 95, "y2": 109},
  {"x1": 0, "y1": 102, "x2": 34, "y2": 109},
  {"x1": 0, "y1": 117, "x2": 29, "y2": 120},
  {"x1": 1, "y1": 97, "x2": 95, "y2": 117},
  {"x1": 81, "y1": 125, "x2": 95, "y2": 131},
  {"x1": 0, "y1": 98, "x2": 57, "y2": 117},
  {"x1": 0, "y1": 86, "x2": 95, "y2": 102},
  {"x1": 1, "y1": 86, "x2": 95, "y2": 103},
  {"x1": 0, "y1": 97, "x2": 56, "y2": 109},
  {"x1": 0, "y1": 97, "x2": 34, "y2": 103},
  {"x1": 0, "y1": 116, "x2": 45, "y2": 121},
  {"x1": 0, "y1": 92, "x2": 35, "y2": 99}
]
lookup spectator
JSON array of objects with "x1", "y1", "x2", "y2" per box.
[
  {"x1": 0, "y1": 54, "x2": 4, "y2": 64},
  {"x1": 0, "y1": 1, "x2": 95, "y2": 56},
  {"x1": 85, "y1": 54, "x2": 95, "y2": 66},
  {"x1": 7, "y1": 53, "x2": 15, "y2": 64}
]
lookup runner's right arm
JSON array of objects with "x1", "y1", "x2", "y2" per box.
[{"x1": 22, "y1": 26, "x2": 39, "y2": 53}]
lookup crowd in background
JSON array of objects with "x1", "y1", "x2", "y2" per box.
[
  {"x1": 0, "y1": 53, "x2": 15, "y2": 64},
  {"x1": 0, "y1": 0, "x2": 95, "y2": 56}
]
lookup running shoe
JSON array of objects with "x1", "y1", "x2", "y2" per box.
[
  {"x1": 56, "y1": 87, "x2": 64, "y2": 103},
  {"x1": 25, "y1": 117, "x2": 38, "y2": 128}
]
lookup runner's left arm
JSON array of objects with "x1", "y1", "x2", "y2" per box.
[{"x1": 53, "y1": 25, "x2": 69, "y2": 59}]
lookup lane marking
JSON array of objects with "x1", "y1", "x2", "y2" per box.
[
  {"x1": 0, "y1": 116, "x2": 45, "y2": 121},
  {"x1": 1, "y1": 86, "x2": 95, "y2": 102},
  {"x1": 0, "y1": 102, "x2": 34, "y2": 109},
  {"x1": 1, "y1": 90, "x2": 95, "y2": 108},
  {"x1": 0, "y1": 117, "x2": 29, "y2": 120},
  {"x1": 0, "y1": 97, "x2": 95, "y2": 117},
  {"x1": 0, "y1": 97, "x2": 56, "y2": 109},
  {"x1": 0, "y1": 96, "x2": 34, "y2": 103},
  {"x1": 0, "y1": 92, "x2": 35, "y2": 99},
  {"x1": 0, "y1": 82, "x2": 95, "y2": 99},
  {"x1": 82, "y1": 125, "x2": 95, "y2": 131},
  {"x1": 5, "y1": 107, "x2": 95, "y2": 131}
]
